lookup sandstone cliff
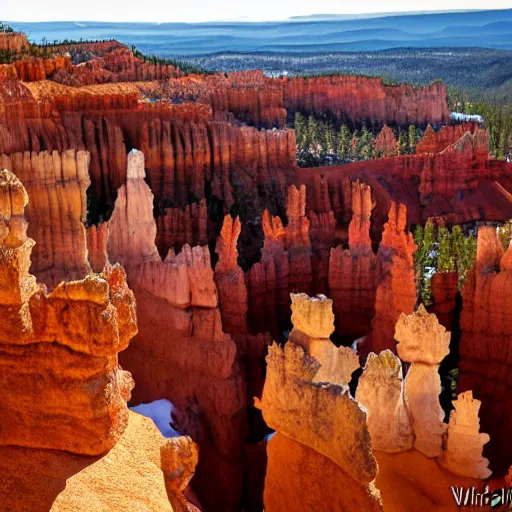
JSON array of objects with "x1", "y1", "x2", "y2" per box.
[
  {"x1": 458, "y1": 226, "x2": 512, "y2": 473},
  {"x1": 416, "y1": 122, "x2": 481, "y2": 155},
  {"x1": 329, "y1": 181, "x2": 378, "y2": 341},
  {"x1": 283, "y1": 75, "x2": 450, "y2": 126},
  {"x1": 0, "y1": 149, "x2": 92, "y2": 289},
  {"x1": 0, "y1": 32, "x2": 29, "y2": 53},
  {"x1": 374, "y1": 124, "x2": 398, "y2": 157},
  {"x1": 0, "y1": 168, "x2": 136, "y2": 455},
  {"x1": 368, "y1": 202, "x2": 417, "y2": 354},
  {"x1": 102, "y1": 149, "x2": 246, "y2": 511}
]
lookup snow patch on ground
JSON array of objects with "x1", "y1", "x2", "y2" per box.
[{"x1": 130, "y1": 399, "x2": 180, "y2": 438}]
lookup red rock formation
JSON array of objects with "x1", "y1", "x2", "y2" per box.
[
  {"x1": 214, "y1": 215, "x2": 270, "y2": 445},
  {"x1": 416, "y1": 122, "x2": 481, "y2": 155},
  {"x1": 367, "y1": 202, "x2": 416, "y2": 354},
  {"x1": 308, "y1": 209, "x2": 336, "y2": 295},
  {"x1": 0, "y1": 149, "x2": 92, "y2": 289},
  {"x1": 51, "y1": 47, "x2": 182, "y2": 86},
  {"x1": 458, "y1": 227, "x2": 512, "y2": 473},
  {"x1": 374, "y1": 124, "x2": 398, "y2": 157},
  {"x1": 297, "y1": 130, "x2": 512, "y2": 228},
  {"x1": 0, "y1": 412, "x2": 201, "y2": 512},
  {"x1": 87, "y1": 221, "x2": 109, "y2": 273},
  {"x1": 0, "y1": 32, "x2": 29, "y2": 53},
  {"x1": 429, "y1": 271, "x2": 458, "y2": 330},
  {"x1": 156, "y1": 199, "x2": 208, "y2": 257},
  {"x1": 283, "y1": 75, "x2": 450, "y2": 126},
  {"x1": 105, "y1": 149, "x2": 246, "y2": 511},
  {"x1": 246, "y1": 210, "x2": 290, "y2": 340},
  {"x1": 246, "y1": 185, "x2": 315, "y2": 341},
  {"x1": 210, "y1": 82, "x2": 286, "y2": 128},
  {"x1": 0, "y1": 57, "x2": 72, "y2": 82},
  {"x1": 0, "y1": 168, "x2": 136, "y2": 455},
  {"x1": 215, "y1": 214, "x2": 248, "y2": 338},
  {"x1": 45, "y1": 40, "x2": 127, "y2": 61},
  {"x1": 419, "y1": 129, "x2": 490, "y2": 199},
  {"x1": 285, "y1": 184, "x2": 312, "y2": 294},
  {"x1": 329, "y1": 181, "x2": 378, "y2": 341}
]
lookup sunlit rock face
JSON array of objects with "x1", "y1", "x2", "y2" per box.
[
  {"x1": 0, "y1": 411, "x2": 201, "y2": 512},
  {"x1": 257, "y1": 292, "x2": 491, "y2": 512},
  {"x1": 283, "y1": 76, "x2": 450, "y2": 126},
  {"x1": 356, "y1": 350, "x2": 413, "y2": 453},
  {"x1": 256, "y1": 292, "x2": 382, "y2": 511},
  {"x1": 0, "y1": 167, "x2": 201, "y2": 512},
  {"x1": 0, "y1": 168, "x2": 137, "y2": 455},
  {"x1": 439, "y1": 391, "x2": 492, "y2": 479}
]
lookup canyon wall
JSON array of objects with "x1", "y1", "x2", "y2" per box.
[
  {"x1": 459, "y1": 227, "x2": 512, "y2": 473},
  {"x1": 0, "y1": 32, "x2": 29, "y2": 53},
  {"x1": 0, "y1": 149, "x2": 91, "y2": 289},
  {"x1": 283, "y1": 76, "x2": 450, "y2": 126},
  {"x1": 416, "y1": 122, "x2": 480, "y2": 155},
  {"x1": 328, "y1": 181, "x2": 378, "y2": 341},
  {"x1": 104, "y1": 149, "x2": 246, "y2": 511},
  {"x1": 0, "y1": 168, "x2": 136, "y2": 455},
  {"x1": 0, "y1": 168, "x2": 201, "y2": 511},
  {"x1": 0, "y1": 57, "x2": 71, "y2": 82}
]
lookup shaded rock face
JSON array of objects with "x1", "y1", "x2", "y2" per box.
[
  {"x1": 0, "y1": 168, "x2": 137, "y2": 456},
  {"x1": 459, "y1": 227, "x2": 512, "y2": 473},
  {"x1": 368, "y1": 202, "x2": 417, "y2": 354},
  {"x1": 283, "y1": 75, "x2": 450, "y2": 126},
  {"x1": 156, "y1": 199, "x2": 208, "y2": 257},
  {"x1": 103, "y1": 150, "x2": 246, "y2": 511},
  {"x1": 374, "y1": 124, "x2": 397, "y2": 157},
  {"x1": 328, "y1": 181, "x2": 378, "y2": 341}
]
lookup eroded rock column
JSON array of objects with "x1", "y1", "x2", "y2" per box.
[{"x1": 395, "y1": 304, "x2": 449, "y2": 457}]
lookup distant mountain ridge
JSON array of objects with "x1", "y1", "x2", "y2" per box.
[{"x1": 8, "y1": 9, "x2": 512, "y2": 55}]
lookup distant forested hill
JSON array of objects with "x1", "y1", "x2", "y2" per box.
[
  {"x1": 182, "y1": 48, "x2": 512, "y2": 104},
  {"x1": 9, "y1": 9, "x2": 512, "y2": 55}
]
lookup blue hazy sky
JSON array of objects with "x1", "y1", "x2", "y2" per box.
[{"x1": 2, "y1": 0, "x2": 511, "y2": 23}]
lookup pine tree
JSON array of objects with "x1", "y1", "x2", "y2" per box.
[
  {"x1": 337, "y1": 124, "x2": 351, "y2": 161},
  {"x1": 294, "y1": 112, "x2": 307, "y2": 150},
  {"x1": 324, "y1": 123, "x2": 335, "y2": 155},
  {"x1": 452, "y1": 226, "x2": 477, "y2": 289},
  {"x1": 356, "y1": 126, "x2": 371, "y2": 161},
  {"x1": 398, "y1": 132, "x2": 409, "y2": 155},
  {"x1": 307, "y1": 115, "x2": 319, "y2": 153},
  {"x1": 413, "y1": 220, "x2": 436, "y2": 304},
  {"x1": 437, "y1": 226, "x2": 455, "y2": 272},
  {"x1": 408, "y1": 125, "x2": 418, "y2": 154}
]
